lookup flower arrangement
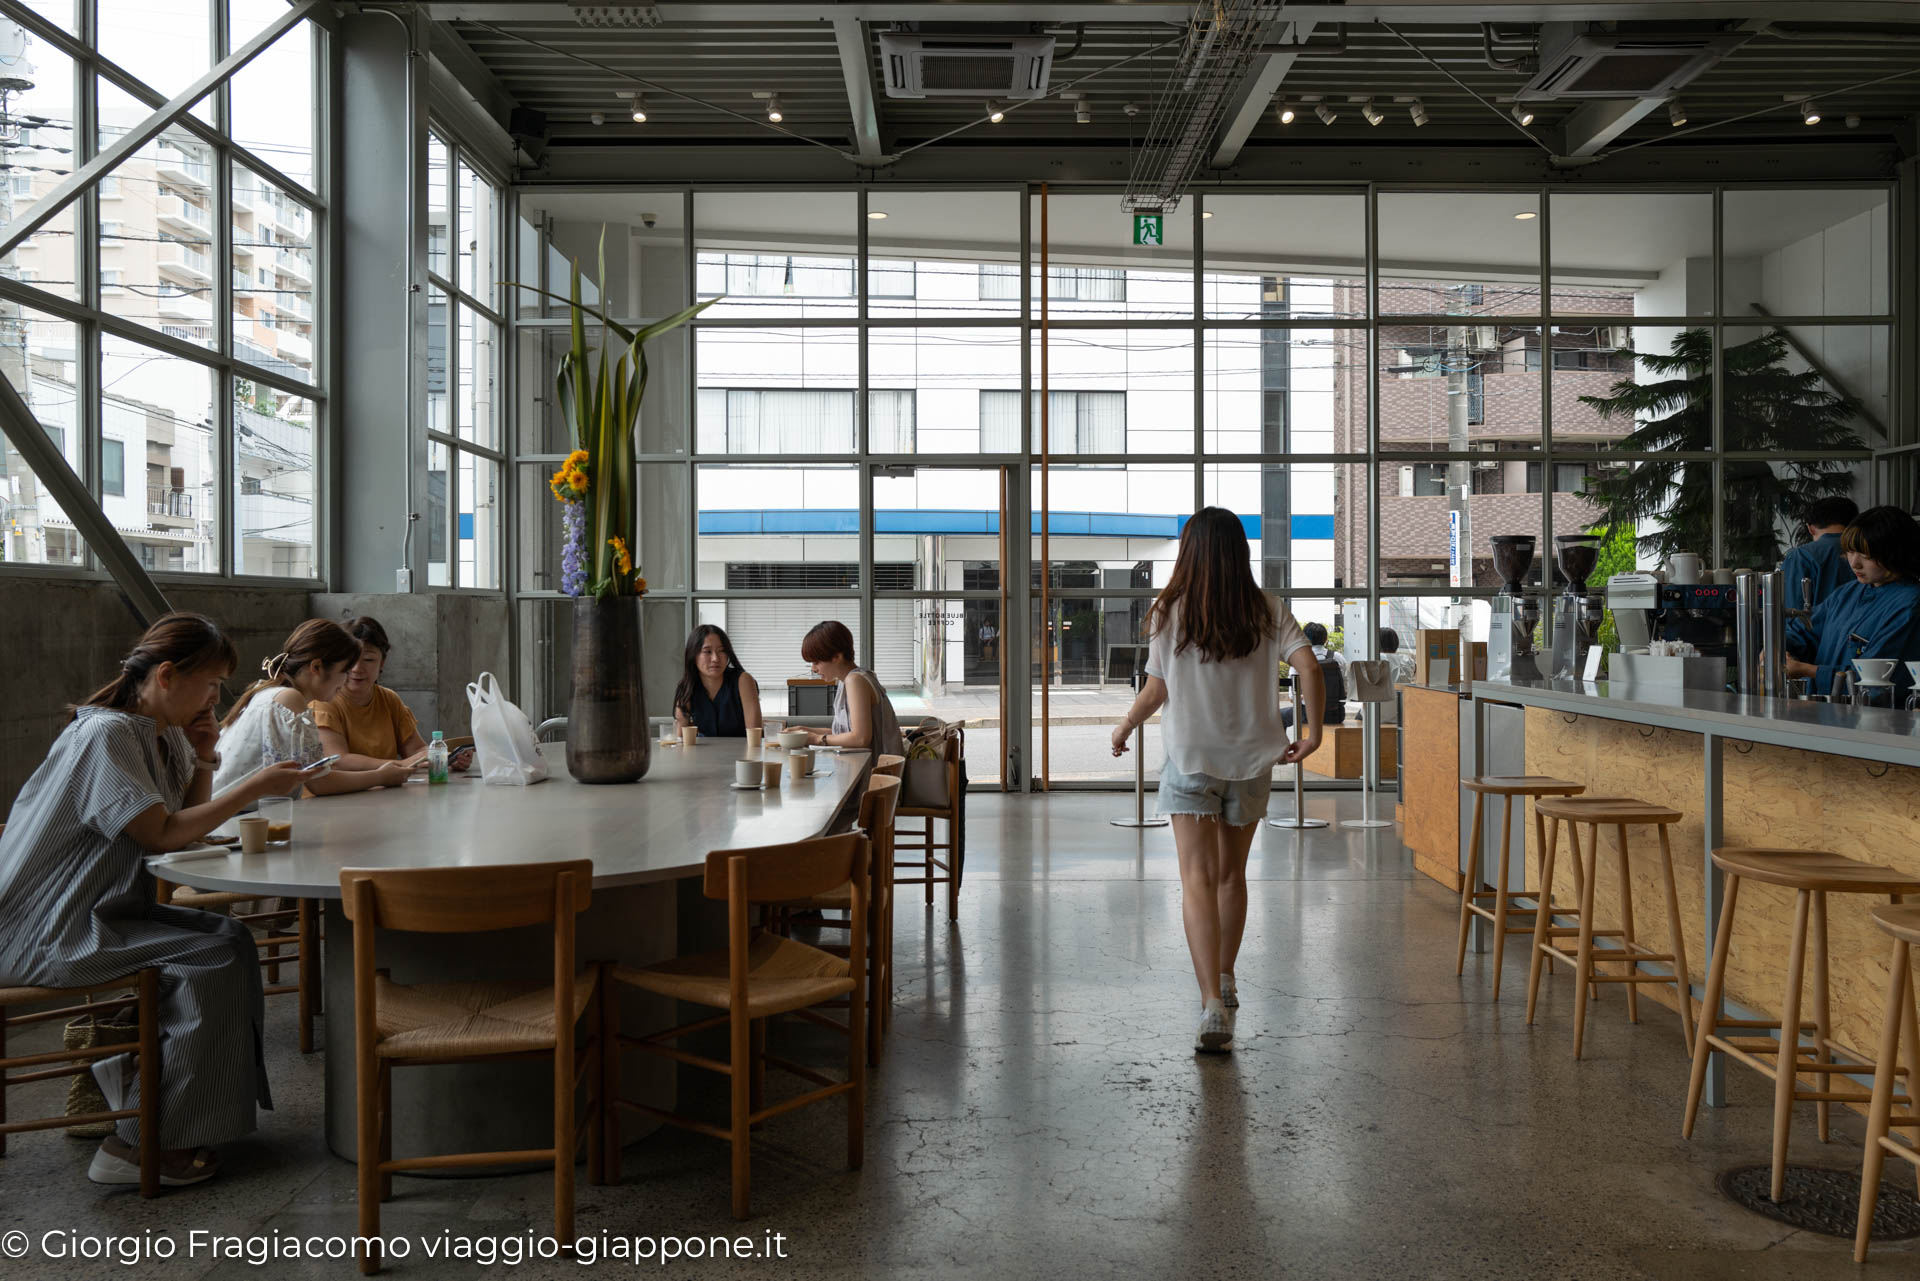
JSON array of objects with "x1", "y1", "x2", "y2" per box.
[{"x1": 510, "y1": 229, "x2": 719, "y2": 599}]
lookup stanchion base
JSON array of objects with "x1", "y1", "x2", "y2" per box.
[
  {"x1": 1268, "y1": 816, "x2": 1329, "y2": 829},
  {"x1": 1341, "y1": 818, "x2": 1396, "y2": 829},
  {"x1": 1111, "y1": 817, "x2": 1170, "y2": 828}
]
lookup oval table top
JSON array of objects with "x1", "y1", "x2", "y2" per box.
[{"x1": 152, "y1": 743, "x2": 870, "y2": 899}]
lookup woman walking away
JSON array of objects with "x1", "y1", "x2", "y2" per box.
[
  {"x1": 1110, "y1": 508, "x2": 1323, "y2": 1054},
  {"x1": 0, "y1": 614, "x2": 324, "y2": 1186}
]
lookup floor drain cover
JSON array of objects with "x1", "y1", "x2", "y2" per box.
[{"x1": 1717, "y1": 1165, "x2": 1920, "y2": 1240}]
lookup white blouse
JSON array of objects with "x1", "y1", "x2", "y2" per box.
[
  {"x1": 213, "y1": 694, "x2": 321, "y2": 797},
  {"x1": 1146, "y1": 602, "x2": 1312, "y2": 781}
]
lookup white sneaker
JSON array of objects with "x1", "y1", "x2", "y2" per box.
[
  {"x1": 1219, "y1": 973, "x2": 1239, "y2": 1008},
  {"x1": 1195, "y1": 1001, "x2": 1233, "y2": 1053}
]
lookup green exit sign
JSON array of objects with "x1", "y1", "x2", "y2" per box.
[{"x1": 1132, "y1": 214, "x2": 1163, "y2": 246}]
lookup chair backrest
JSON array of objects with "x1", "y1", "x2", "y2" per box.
[
  {"x1": 338, "y1": 861, "x2": 593, "y2": 933},
  {"x1": 701, "y1": 832, "x2": 865, "y2": 904},
  {"x1": 874, "y1": 754, "x2": 905, "y2": 778},
  {"x1": 860, "y1": 774, "x2": 900, "y2": 885}
]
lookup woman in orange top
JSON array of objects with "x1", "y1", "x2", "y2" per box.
[{"x1": 311, "y1": 617, "x2": 471, "y2": 772}]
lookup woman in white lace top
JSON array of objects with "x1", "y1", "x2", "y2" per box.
[{"x1": 214, "y1": 620, "x2": 413, "y2": 797}]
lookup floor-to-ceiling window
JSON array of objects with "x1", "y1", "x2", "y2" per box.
[
  {"x1": 0, "y1": 0, "x2": 327, "y2": 581},
  {"x1": 507, "y1": 182, "x2": 1891, "y2": 790}
]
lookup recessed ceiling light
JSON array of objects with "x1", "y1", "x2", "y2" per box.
[
  {"x1": 1201, "y1": 210, "x2": 1214, "y2": 220},
  {"x1": 1276, "y1": 100, "x2": 1296, "y2": 124},
  {"x1": 1513, "y1": 210, "x2": 1537, "y2": 220},
  {"x1": 867, "y1": 210, "x2": 888, "y2": 220},
  {"x1": 986, "y1": 99, "x2": 1005, "y2": 124},
  {"x1": 1800, "y1": 99, "x2": 1821, "y2": 125},
  {"x1": 1667, "y1": 100, "x2": 1686, "y2": 127},
  {"x1": 1511, "y1": 103, "x2": 1535, "y2": 126},
  {"x1": 1314, "y1": 102, "x2": 1338, "y2": 125}
]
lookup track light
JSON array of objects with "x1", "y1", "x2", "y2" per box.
[
  {"x1": 590, "y1": 112, "x2": 605, "y2": 126},
  {"x1": 1846, "y1": 113, "x2": 1862, "y2": 129},
  {"x1": 1314, "y1": 102, "x2": 1338, "y2": 125},
  {"x1": 1073, "y1": 98, "x2": 1091, "y2": 124},
  {"x1": 1800, "y1": 99, "x2": 1820, "y2": 125},
  {"x1": 1667, "y1": 100, "x2": 1686, "y2": 127},
  {"x1": 754, "y1": 91, "x2": 783, "y2": 123},
  {"x1": 1276, "y1": 100, "x2": 1295, "y2": 125},
  {"x1": 628, "y1": 93, "x2": 647, "y2": 123},
  {"x1": 1407, "y1": 99, "x2": 1428, "y2": 127},
  {"x1": 1511, "y1": 103, "x2": 1535, "y2": 126},
  {"x1": 1360, "y1": 99, "x2": 1384, "y2": 126},
  {"x1": 986, "y1": 99, "x2": 1005, "y2": 124}
]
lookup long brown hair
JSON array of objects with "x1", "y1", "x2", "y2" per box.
[
  {"x1": 1146, "y1": 507, "x2": 1274, "y2": 662},
  {"x1": 74, "y1": 612, "x2": 238, "y2": 721},
  {"x1": 220, "y1": 618, "x2": 363, "y2": 728}
]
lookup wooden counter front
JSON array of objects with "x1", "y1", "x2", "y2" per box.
[{"x1": 1400, "y1": 684, "x2": 1466, "y2": 892}]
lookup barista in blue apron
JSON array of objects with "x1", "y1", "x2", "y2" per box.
[
  {"x1": 1778, "y1": 495, "x2": 1858, "y2": 612},
  {"x1": 1785, "y1": 506, "x2": 1920, "y2": 701}
]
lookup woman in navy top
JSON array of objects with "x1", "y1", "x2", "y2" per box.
[
  {"x1": 1785, "y1": 506, "x2": 1920, "y2": 701},
  {"x1": 673, "y1": 625, "x2": 763, "y2": 738}
]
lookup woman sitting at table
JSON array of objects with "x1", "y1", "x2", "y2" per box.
[
  {"x1": 673, "y1": 624, "x2": 763, "y2": 738},
  {"x1": 0, "y1": 614, "x2": 321, "y2": 1186},
  {"x1": 1785, "y1": 505, "x2": 1920, "y2": 701},
  {"x1": 800, "y1": 620, "x2": 905, "y2": 756},
  {"x1": 214, "y1": 620, "x2": 412, "y2": 797},
  {"x1": 312, "y1": 616, "x2": 472, "y2": 772}
]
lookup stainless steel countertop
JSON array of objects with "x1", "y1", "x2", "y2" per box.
[
  {"x1": 1470, "y1": 678, "x2": 1920, "y2": 767},
  {"x1": 152, "y1": 742, "x2": 870, "y2": 898}
]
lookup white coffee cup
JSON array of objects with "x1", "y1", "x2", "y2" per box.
[
  {"x1": 790, "y1": 748, "x2": 814, "y2": 777},
  {"x1": 778, "y1": 728, "x2": 809, "y2": 751},
  {"x1": 735, "y1": 759, "x2": 761, "y2": 787},
  {"x1": 1666, "y1": 553, "x2": 1702, "y2": 584}
]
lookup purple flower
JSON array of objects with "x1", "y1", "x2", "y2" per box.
[{"x1": 561, "y1": 500, "x2": 587, "y2": 597}]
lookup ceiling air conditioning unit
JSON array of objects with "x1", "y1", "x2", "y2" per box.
[
  {"x1": 1515, "y1": 25, "x2": 1747, "y2": 103},
  {"x1": 880, "y1": 28, "x2": 1054, "y2": 100}
]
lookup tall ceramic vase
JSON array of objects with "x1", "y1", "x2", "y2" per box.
[{"x1": 566, "y1": 595, "x2": 651, "y2": 783}]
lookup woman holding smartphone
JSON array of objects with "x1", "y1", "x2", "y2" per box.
[{"x1": 1111, "y1": 508, "x2": 1323, "y2": 1054}]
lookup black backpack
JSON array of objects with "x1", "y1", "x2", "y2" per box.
[{"x1": 1317, "y1": 655, "x2": 1348, "y2": 724}]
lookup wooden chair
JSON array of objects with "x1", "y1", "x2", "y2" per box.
[
  {"x1": 339, "y1": 862, "x2": 601, "y2": 1275},
  {"x1": 787, "y1": 775, "x2": 901, "y2": 1065},
  {"x1": 600, "y1": 832, "x2": 868, "y2": 1219},
  {"x1": 895, "y1": 730, "x2": 964, "y2": 921},
  {"x1": 1855, "y1": 902, "x2": 1920, "y2": 1263},
  {"x1": 1683, "y1": 848, "x2": 1920, "y2": 1206},
  {"x1": 1, "y1": 970, "x2": 162, "y2": 1196},
  {"x1": 1526, "y1": 796, "x2": 1695, "y2": 1060},
  {"x1": 1452, "y1": 775, "x2": 1586, "y2": 1000},
  {"x1": 155, "y1": 881, "x2": 319, "y2": 1053}
]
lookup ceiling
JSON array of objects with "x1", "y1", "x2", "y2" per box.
[{"x1": 427, "y1": 3, "x2": 1920, "y2": 171}]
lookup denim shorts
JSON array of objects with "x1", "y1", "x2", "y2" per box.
[{"x1": 1157, "y1": 762, "x2": 1273, "y2": 826}]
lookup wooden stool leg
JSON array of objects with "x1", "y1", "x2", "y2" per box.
[
  {"x1": 1684, "y1": 874, "x2": 1741, "y2": 1137},
  {"x1": 1657, "y1": 825, "x2": 1695, "y2": 1050},
  {"x1": 1811, "y1": 891, "x2": 1832, "y2": 1142},
  {"x1": 1491, "y1": 795, "x2": 1516, "y2": 1001},
  {"x1": 1614, "y1": 824, "x2": 1640, "y2": 1024},
  {"x1": 1455, "y1": 791, "x2": 1486, "y2": 976},
  {"x1": 1770, "y1": 889, "x2": 1813, "y2": 1203},
  {"x1": 1572, "y1": 823, "x2": 1599, "y2": 1060},
  {"x1": 1526, "y1": 814, "x2": 1562, "y2": 1025},
  {"x1": 1902, "y1": 951, "x2": 1920, "y2": 1201},
  {"x1": 1532, "y1": 803, "x2": 1557, "y2": 977},
  {"x1": 1855, "y1": 937, "x2": 1910, "y2": 1263}
]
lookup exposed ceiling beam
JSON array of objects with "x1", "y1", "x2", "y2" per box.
[
  {"x1": 831, "y1": 15, "x2": 883, "y2": 163},
  {"x1": 1210, "y1": 48, "x2": 1301, "y2": 168},
  {"x1": 426, "y1": 2, "x2": 1920, "y2": 21},
  {"x1": 1558, "y1": 96, "x2": 1668, "y2": 157},
  {"x1": 429, "y1": 20, "x2": 523, "y2": 129},
  {"x1": 428, "y1": 3, "x2": 1197, "y2": 21}
]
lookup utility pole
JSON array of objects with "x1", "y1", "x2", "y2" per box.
[{"x1": 1446, "y1": 284, "x2": 1472, "y2": 634}]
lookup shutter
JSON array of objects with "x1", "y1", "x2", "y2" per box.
[{"x1": 873, "y1": 598, "x2": 917, "y2": 687}]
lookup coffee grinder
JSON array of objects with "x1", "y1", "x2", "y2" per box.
[
  {"x1": 1549, "y1": 534, "x2": 1605, "y2": 679},
  {"x1": 1487, "y1": 534, "x2": 1541, "y2": 681}
]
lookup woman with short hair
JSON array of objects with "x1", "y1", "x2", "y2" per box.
[{"x1": 800, "y1": 620, "x2": 904, "y2": 757}]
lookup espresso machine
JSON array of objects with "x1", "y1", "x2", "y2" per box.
[
  {"x1": 1606, "y1": 572, "x2": 1740, "y2": 691},
  {"x1": 1549, "y1": 534, "x2": 1604, "y2": 678},
  {"x1": 1487, "y1": 535, "x2": 1542, "y2": 681}
]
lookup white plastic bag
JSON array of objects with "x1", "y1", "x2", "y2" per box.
[{"x1": 466, "y1": 672, "x2": 549, "y2": 786}]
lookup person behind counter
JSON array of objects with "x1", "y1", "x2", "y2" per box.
[
  {"x1": 673, "y1": 624, "x2": 763, "y2": 738},
  {"x1": 1784, "y1": 505, "x2": 1920, "y2": 700},
  {"x1": 800, "y1": 620, "x2": 905, "y2": 755},
  {"x1": 1779, "y1": 495, "x2": 1859, "y2": 612},
  {"x1": 312, "y1": 616, "x2": 471, "y2": 773}
]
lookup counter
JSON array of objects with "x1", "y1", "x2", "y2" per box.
[{"x1": 1466, "y1": 678, "x2": 1920, "y2": 1108}]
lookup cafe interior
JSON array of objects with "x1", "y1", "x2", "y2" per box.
[{"x1": 5, "y1": 1, "x2": 1920, "y2": 1276}]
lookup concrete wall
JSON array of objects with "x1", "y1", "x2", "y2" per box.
[{"x1": 311, "y1": 593, "x2": 512, "y2": 741}]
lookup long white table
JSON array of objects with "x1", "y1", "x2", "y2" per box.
[{"x1": 157, "y1": 743, "x2": 871, "y2": 1162}]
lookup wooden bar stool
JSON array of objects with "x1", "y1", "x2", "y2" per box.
[
  {"x1": 1452, "y1": 776, "x2": 1585, "y2": 1000},
  {"x1": 1855, "y1": 903, "x2": 1920, "y2": 1263},
  {"x1": 1526, "y1": 796, "x2": 1694, "y2": 1059},
  {"x1": 1683, "y1": 849, "x2": 1920, "y2": 1206}
]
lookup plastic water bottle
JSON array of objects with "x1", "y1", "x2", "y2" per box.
[{"x1": 427, "y1": 731, "x2": 449, "y2": 785}]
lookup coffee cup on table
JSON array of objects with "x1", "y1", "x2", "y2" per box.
[
  {"x1": 778, "y1": 728, "x2": 809, "y2": 751},
  {"x1": 680, "y1": 726, "x2": 698, "y2": 749},
  {"x1": 735, "y1": 759, "x2": 761, "y2": 787},
  {"x1": 790, "y1": 748, "x2": 814, "y2": 777},
  {"x1": 745, "y1": 727, "x2": 763, "y2": 758},
  {"x1": 761, "y1": 758, "x2": 784, "y2": 788},
  {"x1": 238, "y1": 816, "x2": 269, "y2": 854}
]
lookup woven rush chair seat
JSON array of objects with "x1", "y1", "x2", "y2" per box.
[
  {"x1": 615, "y1": 935, "x2": 852, "y2": 1019},
  {"x1": 370, "y1": 975, "x2": 598, "y2": 1059}
]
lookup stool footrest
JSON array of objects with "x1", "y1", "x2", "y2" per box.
[
  {"x1": 1586, "y1": 970, "x2": 1682, "y2": 983},
  {"x1": 1715, "y1": 1017, "x2": 1820, "y2": 1032}
]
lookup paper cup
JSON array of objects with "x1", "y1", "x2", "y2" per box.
[
  {"x1": 745, "y1": 728, "x2": 763, "y2": 757},
  {"x1": 735, "y1": 759, "x2": 761, "y2": 787},
  {"x1": 761, "y1": 758, "x2": 784, "y2": 787},
  {"x1": 790, "y1": 749, "x2": 814, "y2": 776},
  {"x1": 680, "y1": 726, "x2": 698, "y2": 749},
  {"x1": 238, "y1": 816, "x2": 269, "y2": 854}
]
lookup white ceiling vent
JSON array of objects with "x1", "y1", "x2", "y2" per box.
[
  {"x1": 1516, "y1": 26, "x2": 1748, "y2": 102},
  {"x1": 880, "y1": 31, "x2": 1054, "y2": 100}
]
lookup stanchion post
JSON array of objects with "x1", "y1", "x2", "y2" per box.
[
  {"x1": 1113, "y1": 649, "x2": 1168, "y2": 829},
  {"x1": 1269, "y1": 675, "x2": 1327, "y2": 830}
]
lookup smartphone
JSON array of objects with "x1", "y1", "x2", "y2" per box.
[{"x1": 304, "y1": 754, "x2": 341, "y2": 771}]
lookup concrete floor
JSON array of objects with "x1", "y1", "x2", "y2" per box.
[{"x1": 3, "y1": 791, "x2": 1916, "y2": 1279}]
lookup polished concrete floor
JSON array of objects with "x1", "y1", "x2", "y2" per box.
[{"x1": 3, "y1": 791, "x2": 1916, "y2": 1279}]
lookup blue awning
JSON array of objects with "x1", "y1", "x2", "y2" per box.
[{"x1": 695, "y1": 510, "x2": 1335, "y2": 540}]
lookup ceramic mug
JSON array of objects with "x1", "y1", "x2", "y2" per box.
[
  {"x1": 237, "y1": 816, "x2": 269, "y2": 854},
  {"x1": 735, "y1": 759, "x2": 761, "y2": 787},
  {"x1": 778, "y1": 728, "x2": 809, "y2": 751},
  {"x1": 1666, "y1": 553, "x2": 1702, "y2": 583}
]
